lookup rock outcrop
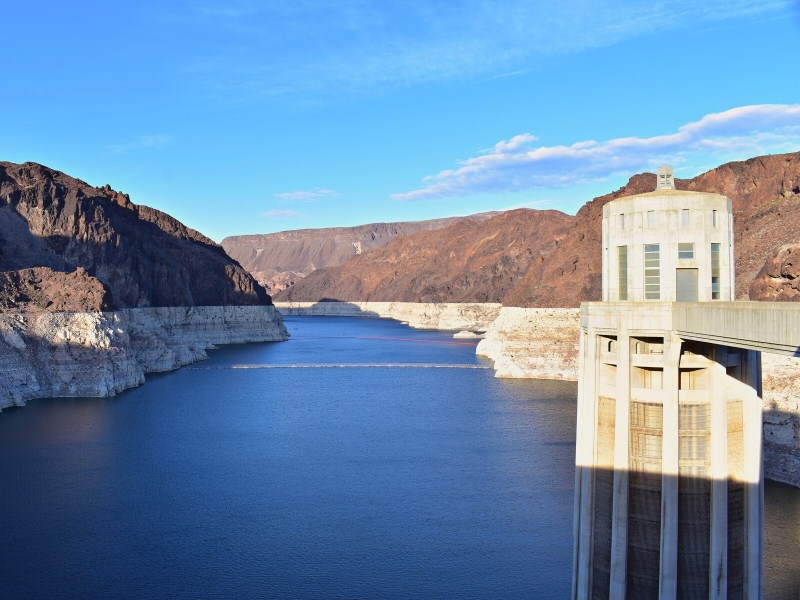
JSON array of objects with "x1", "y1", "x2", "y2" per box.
[
  {"x1": 0, "y1": 306, "x2": 289, "y2": 410},
  {"x1": 749, "y1": 243, "x2": 800, "y2": 301},
  {"x1": 0, "y1": 161, "x2": 270, "y2": 309},
  {"x1": 274, "y1": 301, "x2": 501, "y2": 331},
  {"x1": 475, "y1": 307, "x2": 580, "y2": 379},
  {"x1": 221, "y1": 212, "x2": 500, "y2": 292},
  {"x1": 0, "y1": 267, "x2": 113, "y2": 312},
  {"x1": 272, "y1": 152, "x2": 800, "y2": 307}
]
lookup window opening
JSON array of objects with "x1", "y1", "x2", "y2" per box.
[
  {"x1": 682, "y1": 209, "x2": 689, "y2": 227},
  {"x1": 712, "y1": 210, "x2": 717, "y2": 227},
  {"x1": 678, "y1": 243, "x2": 694, "y2": 259},
  {"x1": 618, "y1": 245, "x2": 628, "y2": 300},
  {"x1": 711, "y1": 243, "x2": 721, "y2": 300},
  {"x1": 647, "y1": 211, "x2": 656, "y2": 228},
  {"x1": 644, "y1": 244, "x2": 660, "y2": 299},
  {"x1": 620, "y1": 214, "x2": 625, "y2": 230}
]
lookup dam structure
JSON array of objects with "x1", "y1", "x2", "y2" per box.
[{"x1": 571, "y1": 166, "x2": 800, "y2": 599}]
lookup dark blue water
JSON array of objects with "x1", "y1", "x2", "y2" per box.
[{"x1": 1, "y1": 316, "x2": 798, "y2": 598}]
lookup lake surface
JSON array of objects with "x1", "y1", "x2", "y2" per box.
[{"x1": 0, "y1": 316, "x2": 798, "y2": 598}]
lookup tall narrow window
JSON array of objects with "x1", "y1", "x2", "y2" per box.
[
  {"x1": 620, "y1": 214, "x2": 625, "y2": 230},
  {"x1": 644, "y1": 244, "x2": 660, "y2": 299},
  {"x1": 712, "y1": 210, "x2": 718, "y2": 227},
  {"x1": 647, "y1": 210, "x2": 656, "y2": 228},
  {"x1": 678, "y1": 243, "x2": 694, "y2": 259},
  {"x1": 618, "y1": 245, "x2": 628, "y2": 300},
  {"x1": 711, "y1": 243, "x2": 721, "y2": 300},
  {"x1": 682, "y1": 209, "x2": 690, "y2": 226}
]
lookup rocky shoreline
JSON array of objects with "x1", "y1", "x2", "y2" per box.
[
  {"x1": 274, "y1": 301, "x2": 501, "y2": 331},
  {"x1": 0, "y1": 306, "x2": 288, "y2": 410}
]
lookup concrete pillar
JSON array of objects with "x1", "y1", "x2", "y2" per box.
[
  {"x1": 709, "y1": 345, "x2": 728, "y2": 600},
  {"x1": 742, "y1": 350, "x2": 763, "y2": 599},
  {"x1": 659, "y1": 334, "x2": 681, "y2": 600},
  {"x1": 609, "y1": 325, "x2": 630, "y2": 600},
  {"x1": 573, "y1": 328, "x2": 597, "y2": 600}
]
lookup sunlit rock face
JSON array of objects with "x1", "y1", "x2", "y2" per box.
[
  {"x1": 0, "y1": 306, "x2": 288, "y2": 410},
  {"x1": 475, "y1": 307, "x2": 580, "y2": 380}
]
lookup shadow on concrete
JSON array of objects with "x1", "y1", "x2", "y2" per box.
[{"x1": 573, "y1": 403, "x2": 800, "y2": 600}]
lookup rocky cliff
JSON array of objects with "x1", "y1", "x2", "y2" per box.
[
  {"x1": 0, "y1": 306, "x2": 289, "y2": 410},
  {"x1": 0, "y1": 161, "x2": 288, "y2": 406},
  {"x1": 221, "y1": 212, "x2": 500, "y2": 293},
  {"x1": 475, "y1": 307, "x2": 580, "y2": 379},
  {"x1": 273, "y1": 152, "x2": 800, "y2": 307},
  {"x1": 0, "y1": 161, "x2": 270, "y2": 309}
]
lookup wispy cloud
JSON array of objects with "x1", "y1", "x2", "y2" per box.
[
  {"x1": 261, "y1": 209, "x2": 306, "y2": 218},
  {"x1": 109, "y1": 134, "x2": 171, "y2": 154},
  {"x1": 273, "y1": 188, "x2": 339, "y2": 202},
  {"x1": 392, "y1": 104, "x2": 800, "y2": 201},
  {"x1": 167, "y1": 1, "x2": 792, "y2": 98}
]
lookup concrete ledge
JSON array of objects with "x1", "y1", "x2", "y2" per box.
[{"x1": 673, "y1": 301, "x2": 800, "y2": 357}]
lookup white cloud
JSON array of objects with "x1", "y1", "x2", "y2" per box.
[
  {"x1": 109, "y1": 134, "x2": 171, "y2": 154},
  {"x1": 392, "y1": 104, "x2": 800, "y2": 201},
  {"x1": 273, "y1": 188, "x2": 339, "y2": 201},
  {"x1": 261, "y1": 209, "x2": 306, "y2": 218}
]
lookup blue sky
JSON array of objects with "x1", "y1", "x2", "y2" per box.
[{"x1": 2, "y1": 1, "x2": 799, "y2": 241}]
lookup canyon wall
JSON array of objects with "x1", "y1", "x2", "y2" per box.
[
  {"x1": 0, "y1": 306, "x2": 288, "y2": 410},
  {"x1": 274, "y1": 301, "x2": 501, "y2": 331}
]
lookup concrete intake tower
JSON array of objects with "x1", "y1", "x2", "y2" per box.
[{"x1": 572, "y1": 167, "x2": 764, "y2": 599}]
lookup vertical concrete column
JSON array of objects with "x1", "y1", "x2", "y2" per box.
[
  {"x1": 574, "y1": 327, "x2": 600, "y2": 599},
  {"x1": 609, "y1": 324, "x2": 630, "y2": 600},
  {"x1": 742, "y1": 349, "x2": 763, "y2": 599},
  {"x1": 572, "y1": 328, "x2": 590, "y2": 599},
  {"x1": 659, "y1": 333, "x2": 681, "y2": 600},
  {"x1": 709, "y1": 345, "x2": 729, "y2": 600}
]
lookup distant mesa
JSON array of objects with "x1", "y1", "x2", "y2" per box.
[
  {"x1": 0, "y1": 161, "x2": 271, "y2": 312},
  {"x1": 261, "y1": 151, "x2": 800, "y2": 307}
]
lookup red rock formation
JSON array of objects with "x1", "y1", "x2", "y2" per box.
[{"x1": 0, "y1": 161, "x2": 271, "y2": 309}]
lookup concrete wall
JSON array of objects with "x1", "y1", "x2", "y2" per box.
[{"x1": 602, "y1": 191, "x2": 734, "y2": 302}]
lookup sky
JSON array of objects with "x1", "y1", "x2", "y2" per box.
[{"x1": 2, "y1": 1, "x2": 800, "y2": 242}]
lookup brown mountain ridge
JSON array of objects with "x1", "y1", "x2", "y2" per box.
[
  {"x1": 221, "y1": 212, "x2": 501, "y2": 293},
  {"x1": 275, "y1": 152, "x2": 800, "y2": 307}
]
